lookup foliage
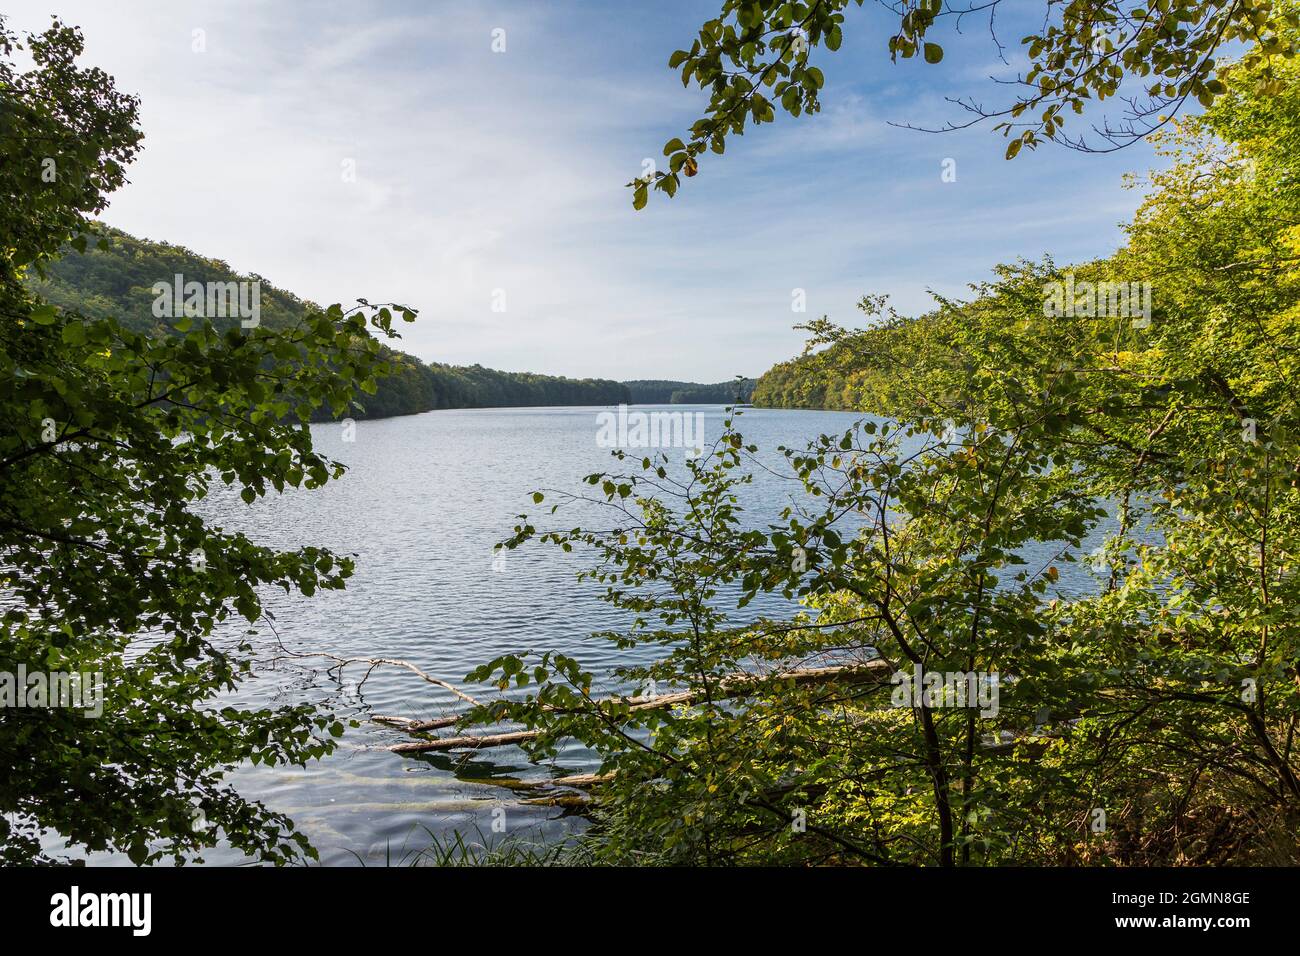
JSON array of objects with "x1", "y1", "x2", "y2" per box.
[
  {"x1": 33, "y1": 226, "x2": 633, "y2": 416},
  {"x1": 472, "y1": 33, "x2": 1300, "y2": 865},
  {"x1": 633, "y1": 0, "x2": 1299, "y2": 208},
  {"x1": 0, "y1": 17, "x2": 414, "y2": 864},
  {"x1": 30, "y1": 226, "x2": 438, "y2": 421}
]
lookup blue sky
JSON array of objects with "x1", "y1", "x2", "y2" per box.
[{"x1": 9, "y1": 0, "x2": 1168, "y2": 381}]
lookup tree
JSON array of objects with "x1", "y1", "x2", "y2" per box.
[
  {"x1": 0, "y1": 18, "x2": 414, "y2": 863},
  {"x1": 469, "y1": 25, "x2": 1300, "y2": 864},
  {"x1": 633, "y1": 0, "x2": 1299, "y2": 208},
  {"x1": 27, "y1": 223, "x2": 443, "y2": 421}
]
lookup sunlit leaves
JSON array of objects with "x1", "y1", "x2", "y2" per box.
[
  {"x1": 633, "y1": 0, "x2": 1299, "y2": 207},
  {"x1": 514, "y1": 31, "x2": 1300, "y2": 863}
]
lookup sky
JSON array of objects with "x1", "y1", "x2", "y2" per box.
[{"x1": 8, "y1": 0, "x2": 1169, "y2": 382}]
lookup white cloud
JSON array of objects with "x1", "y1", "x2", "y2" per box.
[{"x1": 6, "y1": 0, "x2": 1161, "y2": 381}]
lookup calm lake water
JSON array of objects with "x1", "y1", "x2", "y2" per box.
[{"x1": 62, "y1": 404, "x2": 1112, "y2": 865}]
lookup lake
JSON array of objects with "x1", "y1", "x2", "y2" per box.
[{"x1": 63, "y1": 404, "x2": 1112, "y2": 865}]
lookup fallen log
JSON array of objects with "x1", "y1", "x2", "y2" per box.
[
  {"x1": 385, "y1": 661, "x2": 892, "y2": 754},
  {"x1": 391, "y1": 728, "x2": 542, "y2": 753},
  {"x1": 522, "y1": 772, "x2": 612, "y2": 789},
  {"x1": 373, "y1": 714, "x2": 461, "y2": 732},
  {"x1": 506, "y1": 772, "x2": 613, "y2": 805},
  {"x1": 520, "y1": 793, "x2": 591, "y2": 808}
]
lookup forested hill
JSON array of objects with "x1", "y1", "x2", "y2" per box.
[
  {"x1": 751, "y1": 349, "x2": 860, "y2": 410},
  {"x1": 623, "y1": 378, "x2": 756, "y2": 404},
  {"x1": 29, "y1": 227, "x2": 629, "y2": 417},
  {"x1": 750, "y1": 310, "x2": 951, "y2": 413}
]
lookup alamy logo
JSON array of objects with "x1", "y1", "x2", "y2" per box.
[
  {"x1": 0, "y1": 665, "x2": 102, "y2": 717},
  {"x1": 1042, "y1": 274, "x2": 1152, "y2": 328},
  {"x1": 50, "y1": 886, "x2": 151, "y2": 936},
  {"x1": 151, "y1": 273, "x2": 261, "y2": 328},
  {"x1": 890, "y1": 664, "x2": 999, "y2": 717},
  {"x1": 596, "y1": 404, "x2": 704, "y2": 455}
]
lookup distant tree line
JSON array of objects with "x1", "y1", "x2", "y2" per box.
[
  {"x1": 428, "y1": 363, "x2": 628, "y2": 408},
  {"x1": 623, "y1": 378, "x2": 755, "y2": 404}
]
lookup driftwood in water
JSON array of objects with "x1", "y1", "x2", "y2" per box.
[
  {"x1": 373, "y1": 714, "x2": 461, "y2": 732},
  {"x1": 516, "y1": 772, "x2": 611, "y2": 789},
  {"x1": 384, "y1": 661, "x2": 892, "y2": 754},
  {"x1": 391, "y1": 728, "x2": 543, "y2": 753},
  {"x1": 502, "y1": 772, "x2": 613, "y2": 805},
  {"x1": 520, "y1": 793, "x2": 593, "y2": 809}
]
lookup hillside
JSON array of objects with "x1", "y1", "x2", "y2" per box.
[
  {"x1": 751, "y1": 349, "x2": 860, "y2": 410},
  {"x1": 30, "y1": 228, "x2": 630, "y2": 417},
  {"x1": 750, "y1": 308, "x2": 955, "y2": 414}
]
